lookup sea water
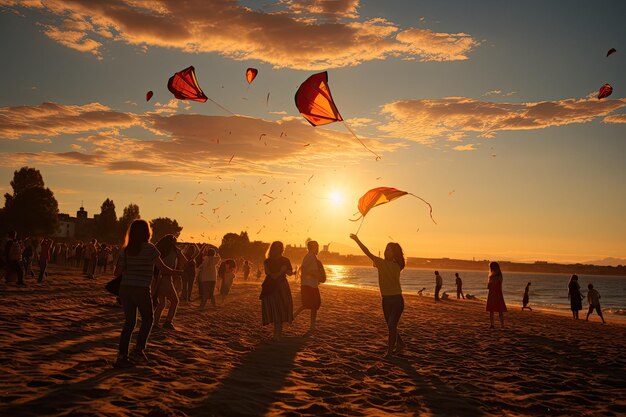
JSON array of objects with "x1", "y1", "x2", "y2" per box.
[{"x1": 322, "y1": 265, "x2": 626, "y2": 317}]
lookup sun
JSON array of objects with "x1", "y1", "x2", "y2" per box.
[{"x1": 329, "y1": 190, "x2": 345, "y2": 206}]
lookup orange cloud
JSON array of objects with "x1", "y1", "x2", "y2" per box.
[
  {"x1": 602, "y1": 114, "x2": 626, "y2": 124},
  {"x1": 379, "y1": 97, "x2": 626, "y2": 144},
  {"x1": 3, "y1": 0, "x2": 480, "y2": 69}
]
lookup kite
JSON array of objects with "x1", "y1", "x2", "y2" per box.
[
  {"x1": 246, "y1": 68, "x2": 258, "y2": 84},
  {"x1": 350, "y1": 187, "x2": 436, "y2": 234},
  {"x1": 167, "y1": 66, "x2": 208, "y2": 102},
  {"x1": 146, "y1": 91, "x2": 153, "y2": 101},
  {"x1": 295, "y1": 71, "x2": 381, "y2": 160},
  {"x1": 607, "y1": 48, "x2": 617, "y2": 57},
  {"x1": 598, "y1": 83, "x2": 613, "y2": 99}
]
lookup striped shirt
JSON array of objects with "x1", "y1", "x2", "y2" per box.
[{"x1": 118, "y1": 243, "x2": 161, "y2": 288}]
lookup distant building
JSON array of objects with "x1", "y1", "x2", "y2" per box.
[{"x1": 54, "y1": 206, "x2": 97, "y2": 240}]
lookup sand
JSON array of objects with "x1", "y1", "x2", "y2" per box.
[{"x1": 1, "y1": 265, "x2": 625, "y2": 417}]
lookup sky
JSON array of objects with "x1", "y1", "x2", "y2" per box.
[{"x1": 0, "y1": 0, "x2": 625, "y2": 264}]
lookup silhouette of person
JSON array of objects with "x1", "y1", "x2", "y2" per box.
[
  {"x1": 522, "y1": 282, "x2": 532, "y2": 311},
  {"x1": 434, "y1": 271, "x2": 443, "y2": 301},
  {"x1": 568, "y1": 274, "x2": 583, "y2": 319},
  {"x1": 486, "y1": 262, "x2": 507, "y2": 328},
  {"x1": 455, "y1": 273, "x2": 464, "y2": 299},
  {"x1": 585, "y1": 283, "x2": 606, "y2": 324},
  {"x1": 294, "y1": 240, "x2": 324, "y2": 333},
  {"x1": 260, "y1": 241, "x2": 294, "y2": 341}
]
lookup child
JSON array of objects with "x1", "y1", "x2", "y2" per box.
[
  {"x1": 585, "y1": 284, "x2": 606, "y2": 324},
  {"x1": 350, "y1": 234, "x2": 405, "y2": 357},
  {"x1": 522, "y1": 282, "x2": 532, "y2": 311}
]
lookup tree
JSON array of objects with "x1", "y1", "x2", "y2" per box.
[
  {"x1": 96, "y1": 198, "x2": 118, "y2": 243},
  {"x1": 3, "y1": 167, "x2": 59, "y2": 236},
  {"x1": 118, "y1": 203, "x2": 140, "y2": 241},
  {"x1": 150, "y1": 217, "x2": 182, "y2": 243},
  {"x1": 218, "y1": 231, "x2": 268, "y2": 262}
]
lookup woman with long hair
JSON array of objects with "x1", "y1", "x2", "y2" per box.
[
  {"x1": 260, "y1": 241, "x2": 294, "y2": 341},
  {"x1": 113, "y1": 220, "x2": 182, "y2": 368},
  {"x1": 153, "y1": 234, "x2": 185, "y2": 330},
  {"x1": 567, "y1": 274, "x2": 583, "y2": 319},
  {"x1": 486, "y1": 261, "x2": 507, "y2": 328},
  {"x1": 350, "y1": 234, "x2": 406, "y2": 357}
]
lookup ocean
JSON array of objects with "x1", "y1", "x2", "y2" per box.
[{"x1": 322, "y1": 265, "x2": 626, "y2": 317}]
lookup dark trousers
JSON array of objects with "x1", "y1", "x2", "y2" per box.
[
  {"x1": 456, "y1": 287, "x2": 464, "y2": 299},
  {"x1": 199, "y1": 281, "x2": 216, "y2": 308},
  {"x1": 118, "y1": 285, "x2": 154, "y2": 357},
  {"x1": 38, "y1": 259, "x2": 48, "y2": 283},
  {"x1": 435, "y1": 284, "x2": 442, "y2": 301},
  {"x1": 182, "y1": 276, "x2": 195, "y2": 302},
  {"x1": 7, "y1": 261, "x2": 24, "y2": 285},
  {"x1": 382, "y1": 294, "x2": 404, "y2": 330}
]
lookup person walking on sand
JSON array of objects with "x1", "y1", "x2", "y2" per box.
[
  {"x1": 260, "y1": 241, "x2": 294, "y2": 341},
  {"x1": 294, "y1": 240, "x2": 325, "y2": 333},
  {"x1": 585, "y1": 284, "x2": 606, "y2": 324},
  {"x1": 242, "y1": 259, "x2": 251, "y2": 281},
  {"x1": 219, "y1": 259, "x2": 237, "y2": 303},
  {"x1": 38, "y1": 237, "x2": 53, "y2": 283},
  {"x1": 153, "y1": 234, "x2": 185, "y2": 330},
  {"x1": 486, "y1": 261, "x2": 507, "y2": 328},
  {"x1": 455, "y1": 273, "x2": 464, "y2": 299},
  {"x1": 4, "y1": 231, "x2": 25, "y2": 286},
  {"x1": 522, "y1": 282, "x2": 532, "y2": 311},
  {"x1": 197, "y1": 248, "x2": 220, "y2": 310},
  {"x1": 568, "y1": 274, "x2": 583, "y2": 319},
  {"x1": 350, "y1": 234, "x2": 406, "y2": 357},
  {"x1": 113, "y1": 220, "x2": 183, "y2": 369},
  {"x1": 181, "y1": 245, "x2": 198, "y2": 303},
  {"x1": 434, "y1": 271, "x2": 443, "y2": 301}
]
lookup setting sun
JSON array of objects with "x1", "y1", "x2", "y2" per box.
[{"x1": 329, "y1": 190, "x2": 345, "y2": 206}]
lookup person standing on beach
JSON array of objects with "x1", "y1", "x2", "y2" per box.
[
  {"x1": 38, "y1": 237, "x2": 53, "y2": 283},
  {"x1": 585, "y1": 284, "x2": 606, "y2": 324},
  {"x1": 294, "y1": 240, "x2": 325, "y2": 333},
  {"x1": 242, "y1": 260, "x2": 251, "y2": 281},
  {"x1": 568, "y1": 274, "x2": 583, "y2": 319},
  {"x1": 197, "y1": 248, "x2": 220, "y2": 310},
  {"x1": 350, "y1": 234, "x2": 406, "y2": 357},
  {"x1": 522, "y1": 282, "x2": 532, "y2": 311},
  {"x1": 4, "y1": 231, "x2": 25, "y2": 286},
  {"x1": 434, "y1": 271, "x2": 443, "y2": 301},
  {"x1": 153, "y1": 235, "x2": 183, "y2": 330},
  {"x1": 486, "y1": 261, "x2": 507, "y2": 328},
  {"x1": 219, "y1": 259, "x2": 237, "y2": 303},
  {"x1": 181, "y1": 245, "x2": 198, "y2": 303},
  {"x1": 260, "y1": 241, "x2": 294, "y2": 341},
  {"x1": 113, "y1": 220, "x2": 183, "y2": 368},
  {"x1": 455, "y1": 273, "x2": 464, "y2": 299}
]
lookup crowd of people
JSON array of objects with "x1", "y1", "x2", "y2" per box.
[{"x1": 1, "y1": 225, "x2": 609, "y2": 369}]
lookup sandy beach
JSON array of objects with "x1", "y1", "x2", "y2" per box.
[{"x1": 1, "y1": 266, "x2": 625, "y2": 417}]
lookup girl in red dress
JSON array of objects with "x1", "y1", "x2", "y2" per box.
[{"x1": 486, "y1": 261, "x2": 507, "y2": 328}]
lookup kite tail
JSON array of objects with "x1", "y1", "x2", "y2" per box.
[
  {"x1": 408, "y1": 193, "x2": 437, "y2": 225},
  {"x1": 208, "y1": 98, "x2": 236, "y2": 116},
  {"x1": 341, "y1": 120, "x2": 382, "y2": 161}
]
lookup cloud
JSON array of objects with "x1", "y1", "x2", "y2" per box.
[
  {"x1": 603, "y1": 114, "x2": 626, "y2": 124},
  {"x1": 379, "y1": 97, "x2": 626, "y2": 144},
  {"x1": 3, "y1": 0, "x2": 480, "y2": 69},
  {"x1": 0, "y1": 102, "x2": 139, "y2": 140},
  {"x1": 483, "y1": 90, "x2": 516, "y2": 97},
  {"x1": 1, "y1": 102, "x2": 403, "y2": 175},
  {"x1": 452, "y1": 144, "x2": 477, "y2": 151}
]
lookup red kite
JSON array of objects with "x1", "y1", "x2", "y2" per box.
[
  {"x1": 146, "y1": 91, "x2": 153, "y2": 101},
  {"x1": 295, "y1": 71, "x2": 381, "y2": 160},
  {"x1": 607, "y1": 48, "x2": 617, "y2": 57},
  {"x1": 246, "y1": 68, "x2": 258, "y2": 84},
  {"x1": 167, "y1": 66, "x2": 208, "y2": 102},
  {"x1": 598, "y1": 83, "x2": 613, "y2": 99},
  {"x1": 350, "y1": 187, "x2": 436, "y2": 234}
]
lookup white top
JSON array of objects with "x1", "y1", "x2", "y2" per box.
[
  {"x1": 197, "y1": 255, "x2": 220, "y2": 282},
  {"x1": 300, "y1": 252, "x2": 321, "y2": 288}
]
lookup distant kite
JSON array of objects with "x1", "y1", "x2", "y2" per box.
[
  {"x1": 598, "y1": 83, "x2": 613, "y2": 99},
  {"x1": 350, "y1": 187, "x2": 436, "y2": 234},
  {"x1": 167, "y1": 66, "x2": 207, "y2": 102},
  {"x1": 294, "y1": 71, "x2": 381, "y2": 160},
  {"x1": 146, "y1": 91, "x2": 153, "y2": 101},
  {"x1": 606, "y1": 48, "x2": 617, "y2": 57},
  {"x1": 246, "y1": 68, "x2": 258, "y2": 84}
]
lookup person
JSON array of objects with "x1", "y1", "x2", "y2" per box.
[
  {"x1": 350, "y1": 234, "x2": 406, "y2": 357},
  {"x1": 522, "y1": 282, "x2": 532, "y2": 311},
  {"x1": 242, "y1": 260, "x2": 251, "y2": 281},
  {"x1": 256, "y1": 267, "x2": 262, "y2": 280},
  {"x1": 153, "y1": 235, "x2": 184, "y2": 330},
  {"x1": 84, "y1": 239, "x2": 98, "y2": 279},
  {"x1": 181, "y1": 245, "x2": 198, "y2": 303},
  {"x1": 219, "y1": 259, "x2": 237, "y2": 303},
  {"x1": 567, "y1": 274, "x2": 583, "y2": 319},
  {"x1": 260, "y1": 241, "x2": 294, "y2": 341},
  {"x1": 486, "y1": 262, "x2": 507, "y2": 328},
  {"x1": 38, "y1": 237, "x2": 53, "y2": 283},
  {"x1": 197, "y1": 248, "x2": 220, "y2": 310},
  {"x1": 455, "y1": 273, "x2": 464, "y2": 299},
  {"x1": 434, "y1": 271, "x2": 443, "y2": 301},
  {"x1": 585, "y1": 284, "x2": 606, "y2": 324},
  {"x1": 4, "y1": 231, "x2": 25, "y2": 286},
  {"x1": 22, "y1": 238, "x2": 34, "y2": 278},
  {"x1": 294, "y1": 240, "x2": 325, "y2": 333},
  {"x1": 113, "y1": 220, "x2": 183, "y2": 368}
]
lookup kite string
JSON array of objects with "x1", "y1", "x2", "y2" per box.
[
  {"x1": 408, "y1": 193, "x2": 437, "y2": 225},
  {"x1": 354, "y1": 217, "x2": 365, "y2": 236},
  {"x1": 341, "y1": 120, "x2": 381, "y2": 161},
  {"x1": 208, "y1": 98, "x2": 236, "y2": 116}
]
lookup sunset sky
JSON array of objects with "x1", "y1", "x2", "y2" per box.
[{"x1": 1, "y1": 0, "x2": 625, "y2": 263}]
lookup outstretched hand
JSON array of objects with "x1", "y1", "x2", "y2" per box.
[{"x1": 349, "y1": 234, "x2": 359, "y2": 241}]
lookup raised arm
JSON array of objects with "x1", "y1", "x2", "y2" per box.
[{"x1": 349, "y1": 234, "x2": 376, "y2": 261}]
